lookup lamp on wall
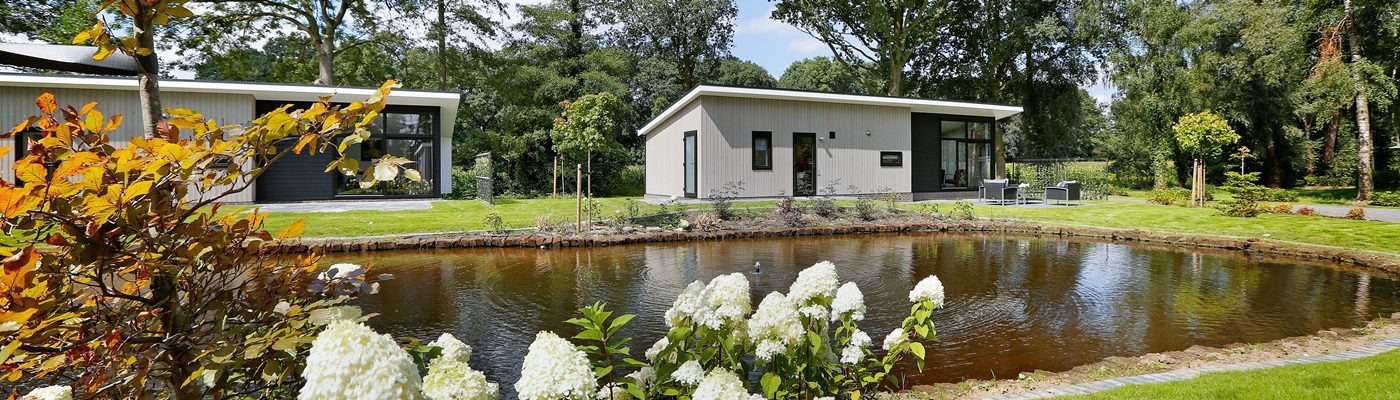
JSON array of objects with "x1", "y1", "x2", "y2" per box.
[{"x1": 865, "y1": 130, "x2": 871, "y2": 136}]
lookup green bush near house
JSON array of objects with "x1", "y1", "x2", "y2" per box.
[{"x1": 1373, "y1": 191, "x2": 1400, "y2": 207}]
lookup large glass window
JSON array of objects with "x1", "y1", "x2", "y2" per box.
[
  {"x1": 336, "y1": 110, "x2": 438, "y2": 197},
  {"x1": 940, "y1": 120, "x2": 993, "y2": 189}
]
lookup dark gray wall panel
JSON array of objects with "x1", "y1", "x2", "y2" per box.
[
  {"x1": 255, "y1": 144, "x2": 335, "y2": 202},
  {"x1": 911, "y1": 113, "x2": 941, "y2": 192}
]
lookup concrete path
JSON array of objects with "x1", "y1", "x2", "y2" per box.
[
  {"x1": 981, "y1": 337, "x2": 1400, "y2": 399},
  {"x1": 249, "y1": 199, "x2": 437, "y2": 213}
]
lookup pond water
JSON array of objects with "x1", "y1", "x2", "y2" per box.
[{"x1": 322, "y1": 233, "x2": 1400, "y2": 396}]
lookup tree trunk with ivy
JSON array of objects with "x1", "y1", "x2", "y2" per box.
[{"x1": 1346, "y1": 0, "x2": 1373, "y2": 202}]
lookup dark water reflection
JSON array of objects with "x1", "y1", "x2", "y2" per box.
[{"x1": 322, "y1": 233, "x2": 1400, "y2": 396}]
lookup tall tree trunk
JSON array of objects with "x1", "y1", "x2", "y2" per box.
[
  {"x1": 1345, "y1": 0, "x2": 1373, "y2": 201},
  {"x1": 436, "y1": 0, "x2": 448, "y2": 90},
  {"x1": 1321, "y1": 120, "x2": 1338, "y2": 167},
  {"x1": 134, "y1": 9, "x2": 162, "y2": 137},
  {"x1": 314, "y1": 35, "x2": 336, "y2": 85}
]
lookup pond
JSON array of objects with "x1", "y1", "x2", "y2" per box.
[{"x1": 323, "y1": 233, "x2": 1400, "y2": 397}]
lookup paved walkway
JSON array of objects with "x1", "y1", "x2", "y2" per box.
[
  {"x1": 981, "y1": 337, "x2": 1400, "y2": 399},
  {"x1": 250, "y1": 199, "x2": 437, "y2": 213}
]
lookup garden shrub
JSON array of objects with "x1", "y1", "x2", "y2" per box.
[
  {"x1": 950, "y1": 200, "x2": 975, "y2": 220},
  {"x1": 1296, "y1": 207, "x2": 1320, "y2": 216},
  {"x1": 771, "y1": 192, "x2": 805, "y2": 227},
  {"x1": 0, "y1": 85, "x2": 405, "y2": 397},
  {"x1": 1373, "y1": 191, "x2": 1400, "y2": 207},
  {"x1": 1218, "y1": 172, "x2": 1267, "y2": 217},
  {"x1": 690, "y1": 212, "x2": 722, "y2": 231},
  {"x1": 449, "y1": 166, "x2": 476, "y2": 199},
  {"x1": 1270, "y1": 203, "x2": 1295, "y2": 214},
  {"x1": 1146, "y1": 189, "x2": 1188, "y2": 206},
  {"x1": 850, "y1": 186, "x2": 880, "y2": 221},
  {"x1": 482, "y1": 212, "x2": 506, "y2": 233},
  {"x1": 707, "y1": 181, "x2": 745, "y2": 220},
  {"x1": 1264, "y1": 188, "x2": 1299, "y2": 202},
  {"x1": 1346, "y1": 208, "x2": 1366, "y2": 220}
]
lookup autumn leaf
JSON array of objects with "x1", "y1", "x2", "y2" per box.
[
  {"x1": 275, "y1": 219, "x2": 305, "y2": 239},
  {"x1": 15, "y1": 160, "x2": 48, "y2": 183},
  {"x1": 36, "y1": 93, "x2": 57, "y2": 115}
]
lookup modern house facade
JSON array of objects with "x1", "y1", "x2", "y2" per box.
[
  {"x1": 639, "y1": 85, "x2": 1022, "y2": 199},
  {"x1": 0, "y1": 73, "x2": 460, "y2": 203}
]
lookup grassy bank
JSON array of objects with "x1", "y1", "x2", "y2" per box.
[{"x1": 1061, "y1": 349, "x2": 1400, "y2": 399}]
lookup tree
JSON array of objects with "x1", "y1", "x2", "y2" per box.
[
  {"x1": 705, "y1": 58, "x2": 777, "y2": 88},
  {"x1": 390, "y1": 0, "x2": 504, "y2": 90},
  {"x1": 189, "y1": 0, "x2": 378, "y2": 85},
  {"x1": 778, "y1": 56, "x2": 858, "y2": 94},
  {"x1": 614, "y1": 0, "x2": 737, "y2": 89},
  {"x1": 72, "y1": 0, "x2": 196, "y2": 136},
  {"x1": 0, "y1": 83, "x2": 411, "y2": 397},
  {"x1": 551, "y1": 92, "x2": 627, "y2": 202},
  {"x1": 773, "y1": 0, "x2": 952, "y2": 95},
  {"x1": 1173, "y1": 110, "x2": 1240, "y2": 207}
]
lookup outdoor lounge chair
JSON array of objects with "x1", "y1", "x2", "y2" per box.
[
  {"x1": 979, "y1": 179, "x2": 1018, "y2": 205},
  {"x1": 1044, "y1": 181, "x2": 1081, "y2": 205}
]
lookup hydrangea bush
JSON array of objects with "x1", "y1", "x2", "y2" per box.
[{"x1": 546, "y1": 260, "x2": 946, "y2": 399}]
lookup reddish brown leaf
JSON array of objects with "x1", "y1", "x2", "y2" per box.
[{"x1": 36, "y1": 93, "x2": 56, "y2": 115}]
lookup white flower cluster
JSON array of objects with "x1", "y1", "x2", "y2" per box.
[
  {"x1": 429, "y1": 333, "x2": 474, "y2": 366},
  {"x1": 595, "y1": 383, "x2": 631, "y2": 400},
  {"x1": 882, "y1": 328, "x2": 906, "y2": 351},
  {"x1": 840, "y1": 329, "x2": 871, "y2": 365},
  {"x1": 21, "y1": 386, "x2": 71, "y2": 400},
  {"x1": 691, "y1": 369, "x2": 761, "y2": 400},
  {"x1": 515, "y1": 331, "x2": 597, "y2": 400},
  {"x1": 673, "y1": 360, "x2": 706, "y2": 386},
  {"x1": 423, "y1": 360, "x2": 499, "y2": 400},
  {"x1": 746, "y1": 292, "x2": 803, "y2": 360},
  {"x1": 627, "y1": 366, "x2": 656, "y2": 391},
  {"x1": 422, "y1": 333, "x2": 497, "y2": 400},
  {"x1": 830, "y1": 281, "x2": 865, "y2": 321},
  {"x1": 788, "y1": 261, "x2": 839, "y2": 304},
  {"x1": 909, "y1": 275, "x2": 945, "y2": 307},
  {"x1": 645, "y1": 337, "x2": 670, "y2": 362},
  {"x1": 298, "y1": 321, "x2": 424, "y2": 400},
  {"x1": 665, "y1": 273, "x2": 752, "y2": 330}
]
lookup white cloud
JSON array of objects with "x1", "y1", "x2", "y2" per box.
[{"x1": 734, "y1": 6, "x2": 824, "y2": 57}]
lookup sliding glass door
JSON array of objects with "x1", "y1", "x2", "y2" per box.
[{"x1": 939, "y1": 120, "x2": 993, "y2": 190}]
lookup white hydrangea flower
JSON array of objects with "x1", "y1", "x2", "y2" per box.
[
  {"x1": 429, "y1": 333, "x2": 473, "y2": 366},
  {"x1": 319, "y1": 263, "x2": 360, "y2": 281},
  {"x1": 422, "y1": 360, "x2": 499, "y2": 400},
  {"x1": 882, "y1": 328, "x2": 906, "y2": 351},
  {"x1": 815, "y1": 397, "x2": 834, "y2": 400},
  {"x1": 691, "y1": 369, "x2": 754, "y2": 400},
  {"x1": 700, "y1": 273, "x2": 751, "y2": 329},
  {"x1": 665, "y1": 281, "x2": 708, "y2": 327},
  {"x1": 298, "y1": 321, "x2": 423, "y2": 400},
  {"x1": 627, "y1": 366, "x2": 656, "y2": 390},
  {"x1": 515, "y1": 331, "x2": 597, "y2": 400},
  {"x1": 841, "y1": 329, "x2": 871, "y2": 365},
  {"x1": 21, "y1": 386, "x2": 71, "y2": 400},
  {"x1": 830, "y1": 282, "x2": 865, "y2": 321},
  {"x1": 746, "y1": 292, "x2": 803, "y2": 361},
  {"x1": 594, "y1": 383, "x2": 632, "y2": 400},
  {"x1": 798, "y1": 304, "x2": 828, "y2": 319},
  {"x1": 909, "y1": 275, "x2": 944, "y2": 307},
  {"x1": 748, "y1": 395, "x2": 766, "y2": 400},
  {"x1": 788, "y1": 261, "x2": 839, "y2": 304},
  {"x1": 673, "y1": 360, "x2": 706, "y2": 386},
  {"x1": 645, "y1": 337, "x2": 669, "y2": 362}
]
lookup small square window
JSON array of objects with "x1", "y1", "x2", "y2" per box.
[
  {"x1": 752, "y1": 131, "x2": 772, "y2": 170},
  {"x1": 880, "y1": 151, "x2": 903, "y2": 167}
]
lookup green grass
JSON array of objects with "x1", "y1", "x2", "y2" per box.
[
  {"x1": 966, "y1": 201, "x2": 1400, "y2": 255},
  {"x1": 1059, "y1": 349, "x2": 1400, "y2": 399}
]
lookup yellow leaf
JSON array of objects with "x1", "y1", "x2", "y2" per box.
[
  {"x1": 122, "y1": 181, "x2": 153, "y2": 203},
  {"x1": 105, "y1": 114, "x2": 124, "y2": 132},
  {"x1": 8, "y1": 116, "x2": 39, "y2": 136},
  {"x1": 15, "y1": 160, "x2": 47, "y2": 183},
  {"x1": 36, "y1": 93, "x2": 57, "y2": 115},
  {"x1": 403, "y1": 168, "x2": 422, "y2": 182},
  {"x1": 84, "y1": 109, "x2": 104, "y2": 132},
  {"x1": 0, "y1": 147, "x2": 10, "y2": 159},
  {"x1": 83, "y1": 194, "x2": 117, "y2": 223},
  {"x1": 93, "y1": 45, "x2": 115, "y2": 61},
  {"x1": 293, "y1": 134, "x2": 317, "y2": 154},
  {"x1": 275, "y1": 219, "x2": 305, "y2": 239},
  {"x1": 166, "y1": 6, "x2": 195, "y2": 17},
  {"x1": 372, "y1": 160, "x2": 398, "y2": 182}
]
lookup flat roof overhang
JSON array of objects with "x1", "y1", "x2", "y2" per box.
[
  {"x1": 638, "y1": 85, "x2": 1024, "y2": 136},
  {"x1": 0, "y1": 72, "x2": 460, "y2": 111}
]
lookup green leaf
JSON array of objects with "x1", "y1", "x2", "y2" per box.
[
  {"x1": 909, "y1": 342, "x2": 925, "y2": 359},
  {"x1": 761, "y1": 372, "x2": 781, "y2": 397}
]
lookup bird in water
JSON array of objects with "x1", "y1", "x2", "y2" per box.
[{"x1": 752, "y1": 261, "x2": 762, "y2": 274}]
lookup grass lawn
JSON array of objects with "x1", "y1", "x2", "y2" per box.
[
  {"x1": 967, "y1": 201, "x2": 1400, "y2": 255},
  {"x1": 1060, "y1": 349, "x2": 1400, "y2": 400}
]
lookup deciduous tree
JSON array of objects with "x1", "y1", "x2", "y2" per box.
[{"x1": 772, "y1": 0, "x2": 952, "y2": 96}]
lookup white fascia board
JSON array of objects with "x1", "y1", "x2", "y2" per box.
[
  {"x1": 0, "y1": 73, "x2": 460, "y2": 109},
  {"x1": 637, "y1": 85, "x2": 1024, "y2": 136}
]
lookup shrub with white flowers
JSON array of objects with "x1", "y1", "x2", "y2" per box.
[
  {"x1": 544, "y1": 261, "x2": 948, "y2": 400},
  {"x1": 422, "y1": 360, "x2": 499, "y2": 400},
  {"x1": 515, "y1": 331, "x2": 597, "y2": 400},
  {"x1": 298, "y1": 321, "x2": 424, "y2": 400},
  {"x1": 428, "y1": 333, "x2": 473, "y2": 366}
]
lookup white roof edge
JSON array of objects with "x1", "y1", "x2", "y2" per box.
[
  {"x1": 0, "y1": 73, "x2": 460, "y2": 108},
  {"x1": 637, "y1": 85, "x2": 1024, "y2": 136}
]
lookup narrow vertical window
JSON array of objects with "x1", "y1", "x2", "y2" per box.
[{"x1": 752, "y1": 131, "x2": 772, "y2": 170}]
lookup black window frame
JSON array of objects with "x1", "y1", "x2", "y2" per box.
[
  {"x1": 880, "y1": 151, "x2": 903, "y2": 167},
  {"x1": 13, "y1": 129, "x2": 54, "y2": 185},
  {"x1": 752, "y1": 131, "x2": 773, "y2": 171}
]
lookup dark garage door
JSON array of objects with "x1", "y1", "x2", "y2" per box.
[{"x1": 255, "y1": 141, "x2": 335, "y2": 202}]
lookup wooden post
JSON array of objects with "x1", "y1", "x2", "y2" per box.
[
  {"x1": 553, "y1": 157, "x2": 558, "y2": 197},
  {"x1": 575, "y1": 164, "x2": 582, "y2": 233}
]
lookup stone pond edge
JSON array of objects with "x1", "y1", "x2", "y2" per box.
[{"x1": 273, "y1": 220, "x2": 1400, "y2": 274}]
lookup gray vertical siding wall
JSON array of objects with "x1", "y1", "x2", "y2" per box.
[
  {"x1": 697, "y1": 96, "x2": 912, "y2": 198},
  {"x1": 644, "y1": 100, "x2": 703, "y2": 197},
  {"x1": 1, "y1": 87, "x2": 257, "y2": 202}
]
